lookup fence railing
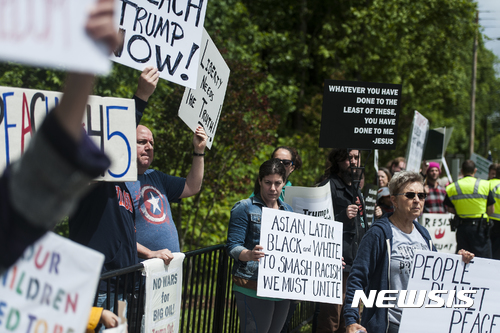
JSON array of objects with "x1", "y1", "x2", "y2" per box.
[{"x1": 96, "y1": 244, "x2": 314, "y2": 332}]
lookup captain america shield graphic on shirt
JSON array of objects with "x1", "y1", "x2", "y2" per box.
[{"x1": 140, "y1": 185, "x2": 167, "y2": 224}]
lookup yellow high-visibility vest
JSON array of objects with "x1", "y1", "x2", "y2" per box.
[
  {"x1": 445, "y1": 176, "x2": 489, "y2": 219},
  {"x1": 489, "y1": 179, "x2": 500, "y2": 221}
]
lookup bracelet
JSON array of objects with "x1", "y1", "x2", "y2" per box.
[{"x1": 193, "y1": 152, "x2": 205, "y2": 156}]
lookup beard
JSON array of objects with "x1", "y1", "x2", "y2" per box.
[{"x1": 339, "y1": 166, "x2": 361, "y2": 185}]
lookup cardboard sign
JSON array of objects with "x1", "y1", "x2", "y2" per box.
[
  {"x1": 112, "y1": 0, "x2": 208, "y2": 89},
  {"x1": 419, "y1": 213, "x2": 457, "y2": 254},
  {"x1": 0, "y1": 0, "x2": 111, "y2": 74},
  {"x1": 178, "y1": 28, "x2": 230, "y2": 148},
  {"x1": 0, "y1": 232, "x2": 105, "y2": 333},
  {"x1": 0, "y1": 86, "x2": 137, "y2": 181},
  {"x1": 257, "y1": 208, "x2": 343, "y2": 304},
  {"x1": 319, "y1": 80, "x2": 402, "y2": 149},
  {"x1": 405, "y1": 111, "x2": 429, "y2": 173},
  {"x1": 470, "y1": 152, "x2": 492, "y2": 180},
  {"x1": 364, "y1": 184, "x2": 378, "y2": 227},
  {"x1": 143, "y1": 254, "x2": 185, "y2": 333},
  {"x1": 399, "y1": 251, "x2": 500, "y2": 333},
  {"x1": 283, "y1": 183, "x2": 334, "y2": 220}
]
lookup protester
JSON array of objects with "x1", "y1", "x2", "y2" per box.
[
  {"x1": 226, "y1": 159, "x2": 292, "y2": 333},
  {"x1": 87, "y1": 308, "x2": 119, "y2": 332},
  {"x1": 388, "y1": 157, "x2": 406, "y2": 175},
  {"x1": 316, "y1": 149, "x2": 367, "y2": 333},
  {"x1": 489, "y1": 164, "x2": 500, "y2": 259},
  {"x1": 374, "y1": 187, "x2": 393, "y2": 219},
  {"x1": 69, "y1": 67, "x2": 162, "y2": 312},
  {"x1": 126, "y1": 124, "x2": 207, "y2": 262},
  {"x1": 344, "y1": 171, "x2": 475, "y2": 333},
  {"x1": 423, "y1": 162, "x2": 447, "y2": 214},
  {"x1": 488, "y1": 163, "x2": 498, "y2": 180},
  {"x1": 377, "y1": 167, "x2": 392, "y2": 188},
  {"x1": 444, "y1": 160, "x2": 495, "y2": 258},
  {"x1": 0, "y1": 0, "x2": 117, "y2": 274}
]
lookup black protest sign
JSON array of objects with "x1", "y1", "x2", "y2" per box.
[
  {"x1": 320, "y1": 80, "x2": 402, "y2": 150},
  {"x1": 363, "y1": 184, "x2": 378, "y2": 227}
]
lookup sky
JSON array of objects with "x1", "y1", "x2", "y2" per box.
[{"x1": 477, "y1": 0, "x2": 500, "y2": 71}]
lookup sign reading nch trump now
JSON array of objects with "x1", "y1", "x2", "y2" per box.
[
  {"x1": 0, "y1": 86, "x2": 137, "y2": 181},
  {"x1": 258, "y1": 208, "x2": 343, "y2": 304}
]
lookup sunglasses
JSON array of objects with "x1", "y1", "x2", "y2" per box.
[
  {"x1": 279, "y1": 159, "x2": 294, "y2": 167},
  {"x1": 395, "y1": 192, "x2": 427, "y2": 200}
]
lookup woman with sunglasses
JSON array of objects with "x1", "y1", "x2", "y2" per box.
[
  {"x1": 227, "y1": 158, "x2": 292, "y2": 333},
  {"x1": 344, "y1": 171, "x2": 474, "y2": 333}
]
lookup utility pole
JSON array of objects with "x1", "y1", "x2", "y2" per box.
[{"x1": 470, "y1": 10, "x2": 478, "y2": 158}]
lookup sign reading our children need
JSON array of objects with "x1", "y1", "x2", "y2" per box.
[
  {"x1": 0, "y1": 86, "x2": 137, "y2": 181},
  {"x1": 257, "y1": 208, "x2": 343, "y2": 304},
  {"x1": 0, "y1": 232, "x2": 105, "y2": 333},
  {"x1": 320, "y1": 80, "x2": 402, "y2": 150},
  {"x1": 112, "y1": 0, "x2": 208, "y2": 89}
]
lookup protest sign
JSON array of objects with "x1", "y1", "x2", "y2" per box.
[
  {"x1": 405, "y1": 111, "x2": 429, "y2": 173},
  {"x1": 423, "y1": 129, "x2": 445, "y2": 161},
  {"x1": 374, "y1": 149, "x2": 379, "y2": 173},
  {"x1": 419, "y1": 213, "x2": 457, "y2": 254},
  {"x1": 0, "y1": 86, "x2": 137, "y2": 181},
  {"x1": 364, "y1": 184, "x2": 378, "y2": 227},
  {"x1": 143, "y1": 254, "x2": 185, "y2": 333},
  {"x1": 399, "y1": 251, "x2": 500, "y2": 333},
  {"x1": 178, "y1": 28, "x2": 230, "y2": 149},
  {"x1": 0, "y1": 0, "x2": 111, "y2": 74},
  {"x1": 319, "y1": 80, "x2": 402, "y2": 149},
  {"x1": 283, "y1": 183, "x2": 334, "y2": 220},
  {"x1": 470, "y1": 152, "x2": 492, "y2": 180},
  {"x1": 0, "y1": 232, "x2": 104, "y2": 333},
  {"x1": 257, "y1": 208, "x2": 343, "y2": 304},
  {"x1": 112, "y1": 0, "x2": 208, "y2": 89}
]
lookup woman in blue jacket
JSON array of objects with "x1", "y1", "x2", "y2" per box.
[
  {"x1": 226, "y1": 158, "x2": 293, "y2": 333},
  {"x1": 344, "y1": 171, "x2": 474, "y2": 333}
]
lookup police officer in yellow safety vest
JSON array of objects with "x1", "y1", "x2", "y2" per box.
[
  {"x1": 444, "y1": 160, "x2": 495, "y2": 258},
  {"x1": 488, "y1": 164, "x2": 500, "y2": 259}
]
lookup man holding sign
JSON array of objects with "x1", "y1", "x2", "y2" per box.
[
  {"x1": 126, "y1": 124, "x2": 207, "y2": 260},
  {"x1": 0, "y1": 0, "x2": 118, "y2": 274}
]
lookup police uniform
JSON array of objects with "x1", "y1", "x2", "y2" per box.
[
  {"x1": 444, "y1": 176, "x2": 495, "y2": 258},
  {"x1": 488, "y1": 179, "x2": 500, "y2": 259}
]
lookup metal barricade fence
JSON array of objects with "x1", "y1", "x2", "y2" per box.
[{"x1": 95, "y1": 244, "x2": 314, "y2": 333}]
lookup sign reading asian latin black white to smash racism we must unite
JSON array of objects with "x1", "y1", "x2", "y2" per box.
[
  {"x1": 257, "y1": 208, "x2": 343, "y2": 304},
  {"x1": 320, "y1": 80, "x2": 402, "y2": 150}
]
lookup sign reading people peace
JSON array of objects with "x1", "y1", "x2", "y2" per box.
[
  {"x1": 0, "y1": 0, "x2": 112, "y2": 74},
  {"x1": 0, "y1": 86, "x2": 137, "y2": 181},
  {"x1": 320, "y1": 80, "x2": 402, "y2": 150},
  {"x1": 112, "y1": 0, "x2": 208, "y2": 89}
]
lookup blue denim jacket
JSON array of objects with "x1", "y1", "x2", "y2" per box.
[{"x1": 226, "y1": 194, "x2": 293, "y2": 280}]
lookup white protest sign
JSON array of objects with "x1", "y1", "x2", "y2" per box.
[
  {"x1": 0, "y1": 0, "x2": 111, "y2": 74},
  {"x1": 112, "y1": 0, "x2": 208, "y2": 89},
  {"x1": 0, "y1": 86, "x2": 137, "y2": 181},
  {"x1": 470, "y1": 152, "x2": 492, "y2": 180},
  {"x1": 283, "y1": 183, "x2": 334, "y2": 220},
  {"x1": 0, "y1": 232, "x2": 104, "y2": 333},
  {"x1": 257, "y1": 208, "x2": 343, "y2": 304},
  {"x1": 405, "y1": 111, "x2": 429, "y2": 173},
  {"x1": 178, "y1": 28, "x2": 230, "y2": 149},
  {"x1": 143, "y1": 254, "x2": 185, "y2": 333},
  {"x1": 419, "y1": 213, "x2": 457, "y2": 254},
  {"x1": 399, "y1": 251, "x2": 500, "y2": 333},
  {"x1": 374, "y1": 149, "x2": 379, "y2": 173}
]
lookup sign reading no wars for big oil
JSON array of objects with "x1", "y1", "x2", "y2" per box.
[
  {"x1": 320, "y1": 80, "x2": 402, "y2": 150},
  {"x1": 0, "y1": 232, "x2": 105, "y2": 333},
  {"x1": 143, "y1": 254, "x2": 185, "y2": 333},
  {"x1": 257, "y1": 208, "x2": 343, "y2": 304},
  {"x1": 112, "y1": 0, "x2": 208, "y2": 89}
]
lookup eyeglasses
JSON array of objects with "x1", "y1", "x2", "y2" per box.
[
  {"x1": 395, "y1": 192, "x2": 427, "y2": 200},
  {"x1": 279, "y1": 159, "x2": 294, "y2": 167}
]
